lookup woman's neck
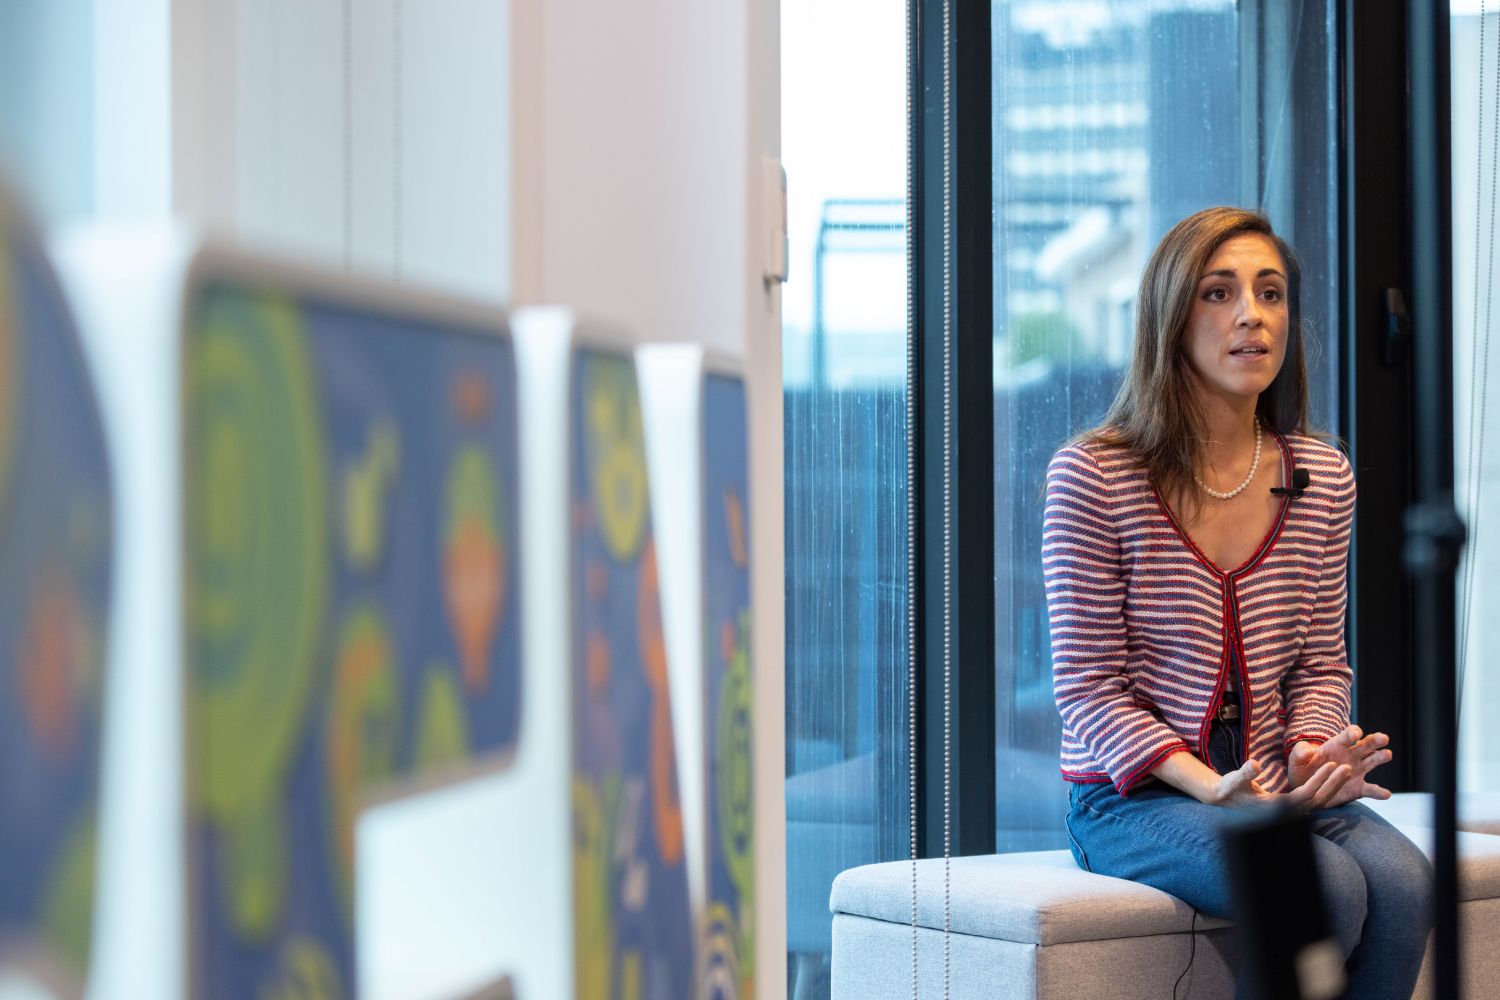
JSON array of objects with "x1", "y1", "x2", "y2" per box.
[{"x1": 1196, "y1": 396, "x2": 1260, "y2": 476}]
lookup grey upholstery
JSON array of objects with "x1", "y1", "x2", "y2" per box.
[
  {"x1": 830, "y1": 852, "x2": 1231, "y2": 946},
  {"x1": 1364, "y1": 790, "x2": 1500, "y2": 836},
  {"x1": 830, "y1": 823, "x2": 1500, "y2": 1000}
]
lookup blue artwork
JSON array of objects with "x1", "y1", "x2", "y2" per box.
[
  {"x1": 184, "y1": 284, "x2": 522, "y2": 999},
  {"x1": 0, "y1": 214, "x2": 113, "y2": 996},
  {"x1": 700, "y1": 373, "x2": 753, "y2": 1000},
  {"x1": 569, "y1": 347, "x2": 694, "y2": 998}
]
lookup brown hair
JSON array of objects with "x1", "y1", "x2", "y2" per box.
[{"x1": 1083, "y1": 206, "x2": 1312, "y2": 513}]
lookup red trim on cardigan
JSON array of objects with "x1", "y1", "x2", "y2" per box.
[{"x1": 1045, "y1": 434, "x2": 1354, "y2": 795}]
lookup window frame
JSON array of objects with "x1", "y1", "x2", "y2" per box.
[{"x1": 906, "y1": 0, "x2": 1458, "y2": 855}]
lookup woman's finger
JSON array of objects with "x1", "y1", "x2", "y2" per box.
[
  {"x1": 1306, "y1": 763, "x2": 1354, "y2": 810},
  {"x1": 1362, "y1": 782, "x2": 1393, "y2": 800},
  {"x1": 1317, "y1": 767, "x2": 1356, "y2": 809},
  {"x1": 1288, "y1": 761, "x2": 1339, "y2": 807}
]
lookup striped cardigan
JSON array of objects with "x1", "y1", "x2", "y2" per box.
[{"x1": 1043, "y1": 431, "x2": 1355, "y2": 794}]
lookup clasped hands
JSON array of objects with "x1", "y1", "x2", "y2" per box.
[{"x1": 1212, "y1": 725, "x2": 1394, "y2": 810}]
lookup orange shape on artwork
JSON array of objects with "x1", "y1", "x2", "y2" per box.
[
  {"x1": 586, "y1": 630, "x2": 611, "y2": 695},
  {"x1": 19, "y1": 575, "x2": 83, "y2": 761},
  {"x1": 723, "y1": 489, "x2": 747, "y2": 568},
  {"x1": 637, "y1": 541, "x2": 684, "y2": 866},
  {"x1": 451, "y1": 373, "x2": 491, "y2": 425},
  {"x1": 444, "y1": 517, "x2": 504, "y2": 693},
  {"x1": 722, "y1": 620, "x2": 737, "y2": 666}
]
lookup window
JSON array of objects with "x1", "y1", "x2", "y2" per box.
[
  {"x1": 990, "y1": 0, "x2": 1340, "y2": 851},
  {"x1": 782, "y1": 1, "x2": 909, "y2": 994},
  {"x1": 1453, "y1": 0, "x2": 1499, "y2": 794}
]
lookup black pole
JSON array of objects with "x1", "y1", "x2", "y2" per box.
[{"x1": 1405, "y1": 0, "x2": 1462, "y2": 995}]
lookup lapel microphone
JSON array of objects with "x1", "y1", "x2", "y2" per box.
[{"x1": 1270, "y1": 467, "x2": 1312, "y2": 499}]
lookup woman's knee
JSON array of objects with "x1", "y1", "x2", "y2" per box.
[
  {"x1": 1312, "y1": 839, "x2": 1368, "y2": 955},
  {"x1": 1366, "y1": 832, "x2": 1435, "y2": 920}
]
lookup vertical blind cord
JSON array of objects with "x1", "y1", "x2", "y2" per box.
[
  {"x1": 908, "y1": 0, "x2": 956, "y2": 993},
  {"x1": 907, "y1": 0, "x2": 920, "y2": 989},
  {"x1": 941, "y1": 0, "x2": 953, "y2": 994},
  {"x1": 1460, "y1": 3, "x2": 1497, "y2": 723}
]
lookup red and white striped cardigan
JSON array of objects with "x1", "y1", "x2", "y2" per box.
[{"x1": 1043, "y1": 430, "x2": 1355, "y2": 795}]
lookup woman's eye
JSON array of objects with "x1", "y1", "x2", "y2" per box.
[
  {"x1": 1261, "y1": 287, "x2": 1283, "y2": 302},
  {"x1": 1204, "y1": 287, "x2": 1229, "y2": 301}
]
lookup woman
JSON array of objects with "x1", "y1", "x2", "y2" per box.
[{"x1": 1043, "y1": 207, "x2": 1433, "y2": 997}]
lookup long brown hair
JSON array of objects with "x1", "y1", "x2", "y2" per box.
[{"x1": 1083, "y1": 206, "x2": 1311, "y2": 512}]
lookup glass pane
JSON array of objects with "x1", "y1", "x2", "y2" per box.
[
  {"x1": 783, "y1": 2, "x2": 910, "y2": 996},
  {"x1": 1453, "y1": 1, "x2": 1499, "y2": 794},
  {"x1": 992, "y1": 0, "x2": 1338, "y2": 851}
]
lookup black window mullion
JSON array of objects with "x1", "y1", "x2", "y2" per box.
[
  {"x1": 1405, "y1": 0, "x2": 1460, "y2": 995},
  {"x1": 1345, "y1": 0, "x2": 1460, "y2": 989},
  {"x1": 1342, "y1": 0, "x2": 1419, "y2": 791},
  {"x1": 912, "y1": 0, "x2": 995, "y2": 860}
]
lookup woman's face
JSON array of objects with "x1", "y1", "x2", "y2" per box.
[{"x1": 1180, "y1": 232, "x2": 1289, "y2": 409}]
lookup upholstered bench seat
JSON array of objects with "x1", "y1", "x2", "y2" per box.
[
  {"x1": 830, "y1": 820, "x2": 1500, "y2": 1000},
  {"x1": 1364, "y1": 790, "x2": 1500, "y2": 836}
]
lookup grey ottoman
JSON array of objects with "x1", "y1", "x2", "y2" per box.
[
  {"x1": 831, "y1": 827, "x2": 1500, "y2": 1000},
  {"x1": 831, "y1": 851, "x2": 1235, "y2": 999},
  {"x1": 1363, "y1": 790, "x2": 1500, "y2": 836}
]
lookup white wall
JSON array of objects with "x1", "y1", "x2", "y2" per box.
[{"x1": 168, "y1": 0, "x2": 512, "y2": 302}]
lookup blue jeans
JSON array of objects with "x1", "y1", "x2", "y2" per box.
[{"x1": 1063, "y1": 713, "x2": 1433, "y2": 999}]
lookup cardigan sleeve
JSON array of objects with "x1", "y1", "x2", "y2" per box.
[
  {"x1": 1044, "y1": 445, "x2": 1190, "y2": 794},
  {"x1": 1282, "y1": 449, "x2": 1356, "y2": 749}
]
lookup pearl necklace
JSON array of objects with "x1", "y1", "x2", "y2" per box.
[{"x1": 1195, "y1": 417, "x2": 1261, "y2": 500}]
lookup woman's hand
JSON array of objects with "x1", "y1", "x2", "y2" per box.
[
  {"x1": 1287, "y1": 725, "x2": 1393, "y2": 808},
  {"x1": 1209, "y1": 757, "x2": 1357, "y2": 811}
]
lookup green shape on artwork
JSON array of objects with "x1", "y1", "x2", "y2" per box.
[
  {"x1": 416, "y1": 664, "x2": 471, "y2": 770},
  {"x1": 43, "y1": 811, "x2": 97, "y2": 978},
  {"x1": 185, "y1": 288, "x2": 328, "y2": 938},
  {"x1": 717, "y1": 610, "x2": 755, "y2": 902},
  {"x1": 216, "y1": 803, "x2": 290, "y2": 941},
  {"x1": 344, "y1": 420, "x2": 400, "y2": 574},
  {"x1": 446, "y1": 446, "x2": 501, "y2": 539},
  {"x1": 582, "y1": 354, "x2": 648, "y2": 563},
  {"x1": 262, "y1": 936, "x2": 344, "y2": 1000},
  {"x1": 573, "y1": 772, "x2": 620, "y2": 1000}
]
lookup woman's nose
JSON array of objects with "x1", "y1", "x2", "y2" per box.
[{"x1": 1235, "y1": 292, "x2": 1264, "y2": 327}]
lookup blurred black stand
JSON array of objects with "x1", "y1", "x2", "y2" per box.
[
  {"x1": 1406, "y1": 0, "x2": 1463, "y2": 995},
  {"x1": 1222, "y1": 808, "x2": 1346, "y2": 1000}
]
